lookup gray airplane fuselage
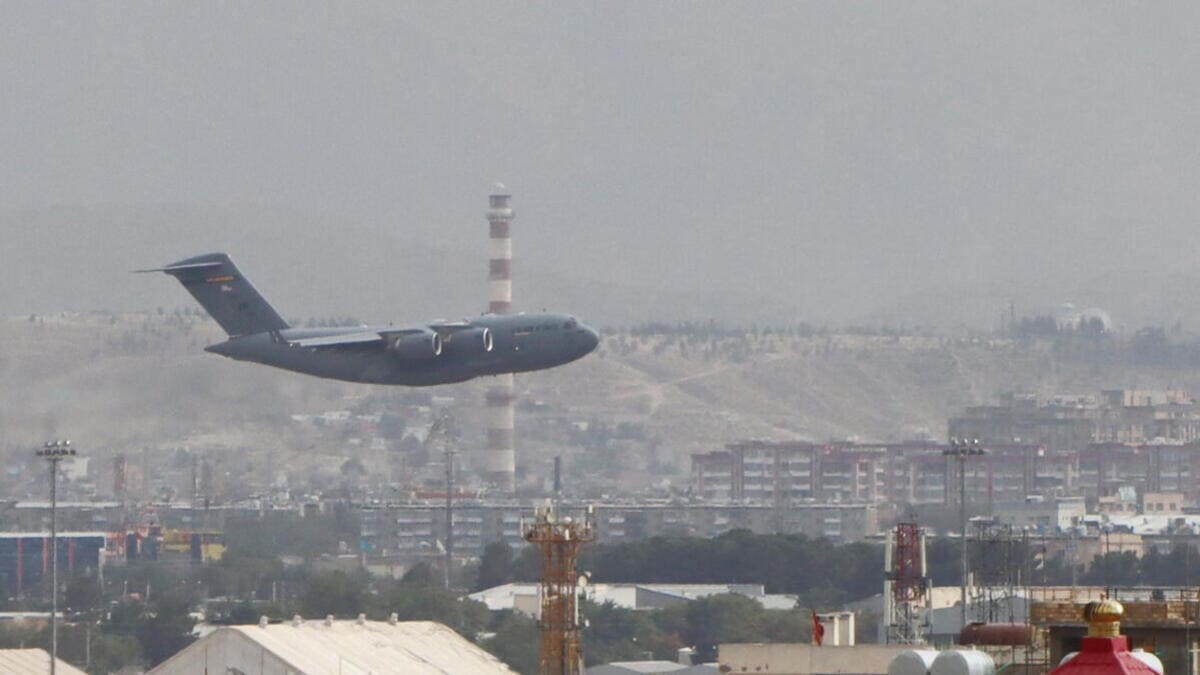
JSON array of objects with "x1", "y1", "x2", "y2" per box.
[
  {"x1": 140, "y1": 252, "x2": 598, "y2": 387},
  {"x1": 207, "y1": 313, "x2": 599, "y2": 386}
]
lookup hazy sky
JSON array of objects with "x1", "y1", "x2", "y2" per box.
[{"x1": 4, "y1": 3, "x2": 1199, "y2": 328}]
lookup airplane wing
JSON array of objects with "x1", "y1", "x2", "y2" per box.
[
  {"x1": 289, "y1": 328, "x2": 426, "y2": 349},
  {"x1": 428, "y1": 320, "x2": 475, "y2": 335},
  {"x1": 287, "y1": 321, "x2": 476, "y2": 350}
]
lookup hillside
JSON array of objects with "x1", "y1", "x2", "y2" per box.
[{"x1": 5, "y1": 313, "x2": 1200, "y2": 494}]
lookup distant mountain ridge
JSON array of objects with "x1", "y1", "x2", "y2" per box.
[{"x1": 10, "y1": 314, "x2": 1200, "y2": 493}]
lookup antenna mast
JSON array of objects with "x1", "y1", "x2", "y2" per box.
[{"x1": 523, "y1": 504, "x2": 595, "y2": 675}]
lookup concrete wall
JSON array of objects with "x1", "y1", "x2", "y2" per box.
[{"x1": 719, "y1": 643, "x2": 912, "y2": 675}]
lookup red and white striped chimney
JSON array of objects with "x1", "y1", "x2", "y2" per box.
[
  {"x1": 484, "y1": 186, "x2": 516, "y2": 491},
  {"x1": 488, "y1": 189, "x2": 513, "y2": 315}
]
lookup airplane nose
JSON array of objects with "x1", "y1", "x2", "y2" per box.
[{"x1": 583, "y1": 326, "x2": 600, "y2": 353}]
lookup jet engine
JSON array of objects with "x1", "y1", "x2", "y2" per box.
[
  {"x1": 443, "y1": 327, "x2": 494, "y2": 356},
  {"x1": 390, "y1": 331, "x2": 443, "y2": 360}
]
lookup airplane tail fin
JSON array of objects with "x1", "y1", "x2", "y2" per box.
[{"x1": 138, "y1": 253, "x2": 289, "y2": 336}]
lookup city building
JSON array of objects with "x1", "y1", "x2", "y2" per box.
[
  {"x1": 955, "y1": 389, "x2": 1200, "y2": 447},
  {"x1": 693, "y1": 440, "x2": 1049, "y2": 509},
  {"x1": 698, "y1": 435, "x2": 1200, "y2": 512},
  {"x1": 470, "y1": 582, "x2": 797, "y2": 616},
  {"x1": 0, "y1": 532, "x2": 106, "y2": 596},
  {"x1": 997, "y1": 497, "x2": 1086, "y2": 531},
  {"x1": 358, "y1": 500, "x2": 878, "y2": 562}
]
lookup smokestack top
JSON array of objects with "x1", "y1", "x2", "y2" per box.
[
  {"x1": 489, "y1": 183, "x2": 511, "y2": 204},
  {"x1": 488, "y1": 188, "x2": 513, "y2": 221}
]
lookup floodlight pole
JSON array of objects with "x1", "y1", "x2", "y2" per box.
[
  {"x1": 944, "y1": 438, "x2": 984, "y2": 635},
  {"x1": 445, "y1": 446, "x2": 455, "y2": 591},
  {"x1": 38, "y1": 439, "x2": 75, "y2": 675}
]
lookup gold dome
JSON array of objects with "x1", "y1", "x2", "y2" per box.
[{"x1": 1083, "y1": 599, "x2": 1124, "y2": 637}]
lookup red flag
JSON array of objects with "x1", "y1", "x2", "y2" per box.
[{"x1": 812, "y1": 611, "x2": 825, "y2": 646}]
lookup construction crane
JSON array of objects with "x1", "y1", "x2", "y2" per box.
[
  {"x1": 523, "y1": 503, "x2": 595, "y2": 675},
  {"x1": 884, "y1": 522, "x2": 931, "y2": 644}
]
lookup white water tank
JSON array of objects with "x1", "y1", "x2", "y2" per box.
[
  {"x1": 888, "y1": 650, "x2": 939, "y2": 675},
  {"x1": 931, "y1": 649, "x2": 995, "y2": 675},
  {"x1": 1131, "y1": 648, "x2": 1164, "y2": 674}
]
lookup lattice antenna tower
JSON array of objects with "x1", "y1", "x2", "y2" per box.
[
  {"x1": 522, "y1": 503, "x2": 596, "y2": 675},
  {"x1": 884, "y1": 522, "x2": 931, "y2": 644},
  {"x1": 971, "y1": 519, "x2": 1020, "y2": 624}
]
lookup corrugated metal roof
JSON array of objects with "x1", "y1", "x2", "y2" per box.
[
  {"x1": 0, "y1": 649, "x2": 87, "y2": 675},
  {"x1": 152, "y1": 619, "x2": 514, "y2": 674},
  {"x1": 237, "y1": 620, "x2": 514, "y2": 674},
  {"x1": 585, "y1": 662, "x2": 691, "y2": 674},
  {"x1": 0, "y1": 531, "x2": 108, "y2": 538}
]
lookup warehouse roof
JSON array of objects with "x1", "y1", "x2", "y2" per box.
[
  {"x1": 586, "y1": 662, "x2": 719, "y2": 674},
  {"x1": 149, "y1": 617, "x2": 514, "y2": 675},
  {"x1": 0, "y1": 649, "x2": 86, "y2": 675}
]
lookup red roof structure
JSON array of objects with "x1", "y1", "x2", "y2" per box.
[
  {"x1": 1049, "y1": 600, "x2": 1161, "y2": 675},
  {"x1": 1050, "y1": 637, "x2": 1160, "y2": 675}
]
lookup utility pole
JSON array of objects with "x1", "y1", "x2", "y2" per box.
[
  {"x1": 37, "y1": 439, "x2": 76, "y2": 675},
  {"x1": 945, "y1": 438, "x2": 984, "y2": 635},
  {"x1": 553, "y1": 456, "x2": 562, "y2": 507},
  {"x1": 423, "y1": 412, "x2": 456, "y2": 590},
  {"x1": 444, "y1": 444, "x2": 455, "y2": 591}
]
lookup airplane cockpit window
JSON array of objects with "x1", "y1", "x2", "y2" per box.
[{"x1": 564, "y1": 317, "x2": 577, "y2": 330}]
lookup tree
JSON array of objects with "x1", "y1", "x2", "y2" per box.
[
  {"x1": 227, "y1": 600, "x2": 261, "y2": 624},
  {"x1": 582, "y1": 601, "x2": 662, "y2": 665},
  {"x1": 683, "y1": 594, "x2": 764, "y2": 661},
  {"x1": 374, "y1": 582, "x2": 489, "y2": 637},
  {"x1": 401, "y1": 562, "x2": 437, "y2": 587},
  {"x1": 105, "y1": 599, "x2": 146, "y2": 636},
  {"x1": 88, "y1": 634, "x2": 142, "y2": 674},
  {"x1": 299, "y1": 570, "x2": 367, "y2": 618},
  {"x1": 1082, "y1": 551, "x2": 1140, "y2": 587},
  {"x1": 476, "y1": 542, "x2": 514, "y2": 591},
  {"x1": 135, "y1": 594, "x2": 196, "y2": 667},
  {"x1": 484, "y1": 612, "x2": 539, "y2": 675},
  {"x1": 64, "y1": 572, "x2": 103, "y2": 613},
  {"x1": 761, "y1": 609, "x2": 810, "y2": 643}
]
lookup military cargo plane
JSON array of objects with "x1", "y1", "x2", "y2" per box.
[{"x1": 139, "y1": 253, "x2": 599, "y2": 386}]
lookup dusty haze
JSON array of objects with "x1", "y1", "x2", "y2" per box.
[{"x1": 3, "y1": 4, "x2": 1199, "y2": 328}]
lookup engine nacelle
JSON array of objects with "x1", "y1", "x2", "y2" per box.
[
  {"x1": 443, "y1": 327, "x2": 494, "y2": 356},
  {"x1": 390, "y1": 331, "x2": 443, "y2": 360}
]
